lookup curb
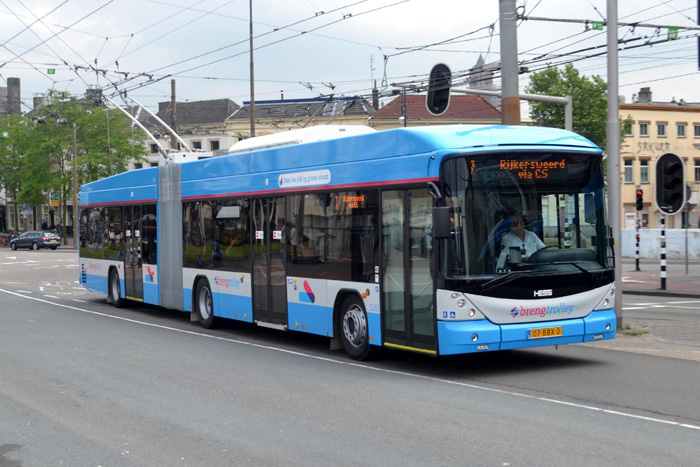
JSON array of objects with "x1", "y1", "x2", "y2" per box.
[{"x1": 622, "y1": 289, "x2": 700, "y2": 299}]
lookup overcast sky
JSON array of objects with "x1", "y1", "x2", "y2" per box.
[{"x1": 1, "y1": 0, "x2": 698, "y2": 114}]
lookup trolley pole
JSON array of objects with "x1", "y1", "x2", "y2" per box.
[{"x1": 660, "y1": 215, "x2": 666, "y2": 290}]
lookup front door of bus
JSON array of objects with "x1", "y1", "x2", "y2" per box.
[
  {"x1": 382, "y1": 189, "x2": 435, "y2": 353},
  {"x1": 252, "y1": 198, "x2": 287, "y2": 326},
  {"x1": 124, "y1": 206, "x2": 143, "y2": 302}
]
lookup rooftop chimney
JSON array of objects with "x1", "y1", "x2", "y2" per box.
[{"x1": 638, "y1": 87, "x2": 652, "y2": 104}]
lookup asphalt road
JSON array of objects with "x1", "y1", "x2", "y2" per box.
[{"x1": 1, "y1": 249, "x2": 699, "y2": 466}]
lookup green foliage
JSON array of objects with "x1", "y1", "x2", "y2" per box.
[
  {"x1": 0, "y1": 91, "x2": 146, "y2": 209},
  {"x1": 525, "y1": 64, "x2": 633, "y2": 152}
]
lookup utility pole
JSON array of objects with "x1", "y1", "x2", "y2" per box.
[
  {"x1": 606, "y1": 0, "x2": 622, "y2": 329},
  {"x1": 171, "y1": 79, "x2": 177, "y2": 151},
  {"x1": 499, "y1": 0, "x2": 520, "y2": 125},
  {"x1": 72, "y1": 123, "x2": 78, "y2": 250},
  {"x1": 249, "y1": 0, "x2": 256, "y2": 137}
]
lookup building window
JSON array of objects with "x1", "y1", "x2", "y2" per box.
[
  {"x1": 134, "y1": 163, "x2": 143, "y2": 169},
  {"x1": 695, "y1": 160, "x2": 700, "y2": 184},
  {"x1": 639, "y1": 123, "x2": 649, "y2": 137},
  {"x1": 192, "y1": 141, "x2": 202, "y2": 150},
  {"x1": 150, "y1": 162, "x2": 158, "y2": 167},
  {"x1": 678, "y1": 124, "x2": 686, "y2": 138},
  {"x1": 694, "y1": 124, "x2": 700, "y2": 138},
  {"x1": 624, "y1": 159, "x2": 633, "y2": 183},
  {"x1": 150, "y1": 144, "x2": 159, "y2": 154},
  {"x1": 640, "y1": 160, "x2": 649, "y2": 183},
  {"x1": 657, "y1": 123, "x2": 666, "y2": 137},
  {"x1": 626, "y1": 124, "x2": 633, "y2": 137},
  {"x1": 210, "y1": 140, "x2": 220, "y2": 151}
]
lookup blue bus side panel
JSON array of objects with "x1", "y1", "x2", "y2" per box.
[
  {"x1": 288, "y1": 303, "x2": 333, "y2": 336},
  {"x1": 582, "y1": 309, "x2": 617, "y2": 342},
  {"x1": 183, "y1": 287, "x2": 193, "y2": 313},
  {"x1": 143, "y1": 282, "x2": 159, "y2": 305},
  {"x1": 367, "y1": 312, "x2": 381, "y2": 346},
  {"x1": 82, "y1": 273, "x2": 109, "y2": 295},
  {"x1": 216, "y1": 294, "x2": 253, "y2": 322}
]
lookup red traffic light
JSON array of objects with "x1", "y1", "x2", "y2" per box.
[{"x1": 636, "y1": 189, "x2": 643, "y2": 196}]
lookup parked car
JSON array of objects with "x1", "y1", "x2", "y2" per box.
[{"x1": 10, "y1": 231, "x2": 62, "y2": 250}]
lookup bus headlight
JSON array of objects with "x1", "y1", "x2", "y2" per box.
[
  {"x1": 468, "y1": 309, "x2": 476, "y2": 318},
  {"x1": 457, "y1": 298, "x2": 466, "y2": 308},
  {"x1": 471, "y1": 334, "x2": 478, "y2": 342}
]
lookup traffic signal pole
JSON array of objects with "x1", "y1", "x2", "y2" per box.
[
  {"x1": 606, "y1": 0, "x2": 622, "y2": 330},
  {"x1": 635, "y1": 188, "x2": 643, "y2": 271},
  {"x1": 660, "y1": 215, "x2": 666, "y2": 290}
]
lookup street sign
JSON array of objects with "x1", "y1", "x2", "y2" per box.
[
  {"x1": 49, "y1": 192, "x2": 60, "y2": 207},
  {"x1": 47, "y1": 69, "x2": 55, "y2": 75}
]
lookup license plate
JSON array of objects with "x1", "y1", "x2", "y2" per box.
[
  {"x1": 527, "y1": 326, "x2": 563, "y2": 339},
  {"x1": 50, "y1": 240, "x2": 57, "y2": 243}
]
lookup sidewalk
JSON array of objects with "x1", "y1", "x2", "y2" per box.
[{"x1": 621, "y1": 257, "x2": 700, "y2": 298}]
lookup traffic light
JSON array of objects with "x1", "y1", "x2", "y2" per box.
[
  {"x1": 655, "y1": 152, "x2": 686, "y2": 215},
  {"x1": 426, "y1": 63, "x2": 451, "y2": 115},
  {"x1": 635, "y1": 189, "x2": 644, "y2": 211}
]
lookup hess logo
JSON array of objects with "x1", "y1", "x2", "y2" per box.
[{"x1": 534, "y1": 289, "x2": 553, "y2": 297}]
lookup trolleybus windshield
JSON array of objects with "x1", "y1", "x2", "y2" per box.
[{"x1": 440, "y1": 151, "x2": 609, "y2": 279}]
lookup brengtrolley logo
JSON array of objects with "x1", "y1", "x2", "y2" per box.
[
  {"x1": 511, "y1": 303, "x2": 575, "y2": 318},
  {"x1": 145, "y1": 265, "x2": 155, "y2": 282},
  {"x1": 214, "y1": 275, "x2": 244, "y2": 290}
]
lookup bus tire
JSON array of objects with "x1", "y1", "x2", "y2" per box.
[
  {"x1": 109, "y1": 268, "x2": 125, "y2": 308},
  {"x1": 339, "y1": 295, "x2": 376, "y2": 361},
  {"x1": 195, "y1": 278, "x2": 217, "y2": 329}
]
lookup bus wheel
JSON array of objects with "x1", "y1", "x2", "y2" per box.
[
  {"x1": 339, "y1": 295, "x2": 376, "y2": 361},
  {"x1": 109, "y1": 269, "x2": 124, "y2": 308},
  {"x1": 195, "y1": 279, "x2": 217, "y2": 329}
]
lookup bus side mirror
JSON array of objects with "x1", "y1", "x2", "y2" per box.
[{"x1": 433, "y1": 206, "x2": 452, "y2": 239}]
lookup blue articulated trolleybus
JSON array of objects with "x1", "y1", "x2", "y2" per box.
[{"x1": 79, "y1": 125, "x2": 616, "y2": 360}]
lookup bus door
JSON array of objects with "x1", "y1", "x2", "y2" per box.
[
  {"x1": 381, "y1": 189, "x2": 436, "y2": 353},
  {"x1": 252, "y1": 197, "x2": 287, "y2": 326},
  {"x1": 124, "y1": 205, "x2": 143, "y2": 302}
]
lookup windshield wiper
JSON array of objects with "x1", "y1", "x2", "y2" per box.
[
  {"x1": 552, "y1": 261, "x2": 594, "y2": 281},
  {"x1": 479, "y1": 270, "x2": 533, "y2": 293},
  {"x1": 479, "y1": 262, "x2": 595, "y2": 293}
]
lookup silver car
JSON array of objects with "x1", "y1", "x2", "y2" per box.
[{"x1": 10, "y1": 231, "x2": 62, "y2": 250}]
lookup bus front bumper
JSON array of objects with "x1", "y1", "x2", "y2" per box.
[{"x1": 437, "y1": 308, "x2": 617, "y2": 356}]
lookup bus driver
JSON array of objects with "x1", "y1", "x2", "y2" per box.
[{"x1": 500, "y1": 213, "x2": 545, "y2": 262}]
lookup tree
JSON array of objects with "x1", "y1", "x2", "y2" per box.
[
  {"x1": 0, "y1": 91, "x2": 146, "y2": 230},
  {"x1": 525, "y1": 64, "x2": 632, "y2": 152}
]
